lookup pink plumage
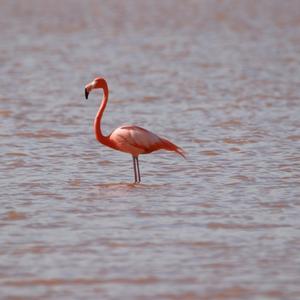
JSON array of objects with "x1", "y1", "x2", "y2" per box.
[{"x1": 85, "y1": 77, "x2": 185, "y2": 183}]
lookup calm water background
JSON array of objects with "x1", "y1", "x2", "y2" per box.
[{"x1": 1, "y1": 1, "x2": 300, "y2": 299}]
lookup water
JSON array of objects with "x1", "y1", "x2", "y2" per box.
[{"x1": 1, "y1": 1, "x2": 300, "y2": 299}]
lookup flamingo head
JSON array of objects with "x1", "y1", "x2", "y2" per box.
[{"x1": 85, "y1": 77, "x2": 107, "y2": 99}]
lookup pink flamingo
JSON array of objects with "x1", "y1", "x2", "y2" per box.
[{"x1": 85, "y1": 77, "x2": 185, "y2": 183}]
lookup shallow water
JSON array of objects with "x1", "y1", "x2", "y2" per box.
[{"x1": 1, "y1": 0, "x2": 300, "y2": 299}]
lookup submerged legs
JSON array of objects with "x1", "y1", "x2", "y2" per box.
[
  {"x1": 136, "y1": 156, "x2": 141, "y2": 183},
  {"x1": 132, "y1": 156, "x2": 138, "y2": 183},
  {"x1": 132, "y1": 156, "x2": 141, "y2": 183}
]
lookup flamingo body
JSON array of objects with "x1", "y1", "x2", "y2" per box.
[
  {"x1": 109, "y1": 125, "x2": 161, "y2": 156},
  {"x1": 85, "y1": 77, "x2": 185, "y2": 183},
  {"x1": 108, "y1": 125, "x2": 185, "y2": 158}
]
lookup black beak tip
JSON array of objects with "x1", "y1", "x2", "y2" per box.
[{"x1": 85, "y1": 88, "x2": 89, "y2": 100}]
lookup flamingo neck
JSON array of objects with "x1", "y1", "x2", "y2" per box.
[{"x1": 94, "y1": 84, "x2": 110, "y2": 146}]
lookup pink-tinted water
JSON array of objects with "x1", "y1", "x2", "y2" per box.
[{"x1": 1, "y1": 1, "x2": 300, "y2": 299}]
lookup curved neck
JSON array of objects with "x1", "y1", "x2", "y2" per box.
[{"x1": 94, "y1": 83, "x2": 109, "y2": 145}]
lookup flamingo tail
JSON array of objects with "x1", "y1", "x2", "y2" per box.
[{"x1": 160, "y1": 138, "x2": 186, "y2": 159}]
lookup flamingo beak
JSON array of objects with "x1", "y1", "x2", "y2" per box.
[{"x1": 85, "y1": 88, "x2": 89, "y2": 100}]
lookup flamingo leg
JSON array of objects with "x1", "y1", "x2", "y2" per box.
[
  {"x1": 132, "y1": 156, "x2": 138, "y2": 183},
  {"x1": 136, "y1": 156, "x2": 141, "y2": 183}
]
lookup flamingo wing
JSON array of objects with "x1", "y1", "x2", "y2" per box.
[{"x1": 109, "y1": 125, "x2": 185, "y2": 158}]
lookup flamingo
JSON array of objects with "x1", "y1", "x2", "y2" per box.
[{"x1": 84, "y1": 77, "x2": 185, "y2": 183}]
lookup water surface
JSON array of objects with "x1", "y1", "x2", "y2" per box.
[{"x1": 1, "y1": 1, "x2": 300, "y2": 299}]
